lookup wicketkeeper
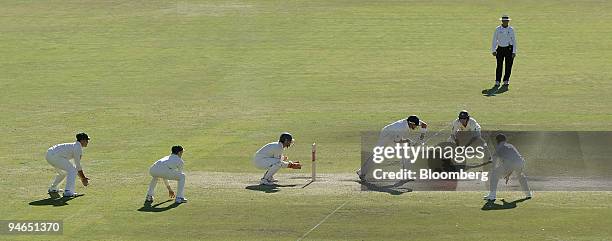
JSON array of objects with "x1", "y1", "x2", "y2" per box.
[
  {"x1": 253, "y1": 132, "x2": 302, "y2": 185},
  {"x1": 45, "y1": 132, "x2": 90, "y2": 197},
  {"x1": 145, "y1": 146, "x2": 187, "y2": 204},
  {"x1": 484, "y1": 133, "x2": 532, "y2": 201}
]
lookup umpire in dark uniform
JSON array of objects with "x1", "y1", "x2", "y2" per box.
[{"x1": 491, "y1": 15, "x2": 517, "y2": 87}]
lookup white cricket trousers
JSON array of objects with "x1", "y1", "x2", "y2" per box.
[
  {"x1": 147, "y1": 164, "x2": 185, "y2": 198},
  {"x1": 489, "y1": 162, "x2": 531, "y2": 197},
  {"x1": 253, "y1": 156, "x2": 287, "y2": 180},
  {"x1": 46, "y1": 152, "x2": 77, "y2": 193},
  {"x1": 359, "y1": 130, "x2": 411, "y2": 178}
]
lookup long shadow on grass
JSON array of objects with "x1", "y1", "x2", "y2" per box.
[
  {"x1": 29, "y1": 193, "x2": 84, "y2": 207},
  {"x1": 482, "y1": 84, "x2": 509, "y2": 97},
  {"x1": 245, "y1": 184, "x2": 297, "y2": 193},
  {"x1": 481, "y1": 197, "x2": 530, "y2": 211},
  {"x1": 137, "y1": 200, "x2": 180, "y2": 212},
  {"x1": 357, "y1": 180, "x2": 412, "y2": 195}
]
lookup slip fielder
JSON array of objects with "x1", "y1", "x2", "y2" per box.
[
  {"x1": 253, "y1": 132, "x2": 302, "y2": 186},
  {"x1": 45, "y1": 132, "x2": 90, "y2": 197},
  {"x1": 145, "y1": 146, "x2": 187, "y2": 204}
]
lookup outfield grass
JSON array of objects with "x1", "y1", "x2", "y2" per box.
[{"x1": 1, "y1": 0, "x2": 611, "y2": 240}]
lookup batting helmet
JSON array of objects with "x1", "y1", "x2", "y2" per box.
[
  {"x1": 76, "y1": 132, "x2": 90, "y2": 141},
  {"x1": 171, "y1": 145, "x2": 184, "y2": 154},
  {"x1": 279, "y1": 132, "x2": 293, "y2": 143},
  {"x1": 458, "y1": 110, "x2": 470, "y2": 119},
  {"x1": 407, "y1": 115, "x2": 420, "y2": 126}
]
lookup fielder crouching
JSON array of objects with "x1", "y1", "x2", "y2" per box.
[
  {"x1": 145, "y1": 146, "x2": 187, "y2": 204},
  {"x1": 449, "y1": 110, "x2": 492, "y2": 162},
  {"x1": 45, "y1": 132, "x2": 91, "y2": 197},
  {"x1": 484, "y1": 133, "x2": 532, "y2": 201},
  {"x1": 253, "y1": 132, "x2": 302, "y2": 186}
]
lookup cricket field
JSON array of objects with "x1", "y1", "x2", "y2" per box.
[{"x1": 1, "y1": 0, "x2": 611, "y2": 240}]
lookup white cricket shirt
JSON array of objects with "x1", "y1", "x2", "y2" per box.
[
  {"x1": 47, "y1": 141, "x2": 84, "y2": 171},
  {"x1": 491, "y1": 25, "x2": 517, "y2": 53},
  {"x1": 495, "y1": 141, "x2": 525, "y2": 165},
  {"x1": 451, "y1": 118, "x2": 482, "y2": 137},
  {"x1": 255, "y1": 142, "x2": 284, "y2": 160},
  {"x1": 382, "y1": 119, "x2": 427, "y2": 142},
  {"x1": 153, "y1": 154, "x2": 184, "y2": 172}
]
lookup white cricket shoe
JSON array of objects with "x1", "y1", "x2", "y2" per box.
[
  {"x1": 483, "y1": 194, "x2": 496, "y2": 201},
  {"x1": 48, "y1": 188, "x2": 63, "y2": 194},
  {"x1": 63, "y1": 191, "x2": 78, "y2": 197},
  {"x1": 145, "y1": 195, "x2": 154, "y2": 202},
  {"x1": 259, "y1": 178, "x2": 274, "y2": 186},
  {"x1": 175, "y1": 197, "x2": 188, "y2": 204},
  {"x1": 525, "y1": 192, "x2": 533, "y2": 199}
]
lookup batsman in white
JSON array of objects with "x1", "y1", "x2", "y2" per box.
[
  {"x1": 356, "y1": 115, "x2": 428, "y2": 181},
  {"x1": 253, "y1": 132, "x2": 302, "y2": 185},
  {"x1": 45, "y1": 132, "x2": 90, "y2": 197},
  {"x1": 145, "y1": 145, "x2": 187, "y2": 204},
  {"x1": 484, "y1": 133, "x2": 532, "y2": 201}
]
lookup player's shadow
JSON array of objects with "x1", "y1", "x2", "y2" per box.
[
  {"x1": 29, "y1": 193, "x2": 84, "y2": 207},
  {"x1": 245, "y1": 184, "x2": 297, "y2": 193},
  {"x1": 137, "y1": 200, "x2": 180, "y2": 212},
  {"x1": 481, "y1": 197, "x2": 530, "y2": 211},
  {"x1": 357, "y1": 180, "x2": 413, "y2": 195},
  {"x1": 482, "y1": 85, "x2": 509, "y2": 96}
]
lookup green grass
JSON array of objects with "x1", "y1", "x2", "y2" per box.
[{"x1": 1, "y1": 0, "x2": 611, "y2": 240}]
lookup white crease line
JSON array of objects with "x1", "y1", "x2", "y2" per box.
[{"x1": 297, "y1": 199, "x2": 350, "y2": 241}]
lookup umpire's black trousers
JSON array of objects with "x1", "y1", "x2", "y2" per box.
[{"x1": 496, "y1": 45, "x2": 514, "y2": 84}]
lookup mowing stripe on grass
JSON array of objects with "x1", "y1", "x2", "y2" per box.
[{"x1": 296, "y1": 199, "x2": 350, "y2": 241}]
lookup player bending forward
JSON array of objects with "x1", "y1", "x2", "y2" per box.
[
  {"x1": 253, "y1": 132, "x2": 302, "y2": 185},
  {"x1": 357, "y1": 115, "x2": 427, "y2": 181},
  {"x1": 45, "y1": 132, "x2": 90, "y2": 197},
  {"x1": 484, "y1": 133, "x2": 532, "y2": 201},
  {"x1": 145, "y1": 146, "x2": 187, "y2": 204},
  {"x1": 449, "y1": 110, "x2": 492, "y2": 161}
]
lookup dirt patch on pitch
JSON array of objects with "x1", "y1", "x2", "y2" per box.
[
  {"x1": 188, "y1": 171, "x2": 362, "y2": 195},
  {"x1": 186, "y1": 171, "x2": 612, "y2": 194}
]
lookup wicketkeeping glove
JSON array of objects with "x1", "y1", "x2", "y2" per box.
[{"x1": 288, "y1": 161, "x2": 302, "y2": 169}]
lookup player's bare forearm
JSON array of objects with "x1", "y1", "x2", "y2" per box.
[{"x1": 78, "y1": 170, "x2": 89, "y2": 186}]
